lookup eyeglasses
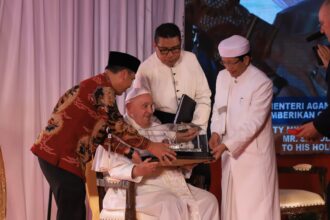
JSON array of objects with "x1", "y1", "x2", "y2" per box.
[
  {"x1": 127, "y1": 72, "x2": 135, "y2": 82},
  {"x1": 156, "y1": 44, "x2": 181, "y2": 55},
  {"x1": 220, "y1": 59, "x2": 241, "y2": 66}
]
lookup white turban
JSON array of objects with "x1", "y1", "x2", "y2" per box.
[
  {"x1": 218, "y1": 35, "x2": 250, "y2": 58},
  {"x1": 125, "y1": 87, "x2": 151, "y2": 104}
]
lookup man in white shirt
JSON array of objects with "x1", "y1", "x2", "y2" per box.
[
  {"x1": 209, "y1": 35, "x2": 280, "y2": 220},
  {"x1": 134, "y1": 23, "x2": 211, "y2": 134}
]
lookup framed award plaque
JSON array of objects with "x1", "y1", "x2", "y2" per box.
[{"x1": 141, "y1": 123, "x2": 214, "y2": 166}]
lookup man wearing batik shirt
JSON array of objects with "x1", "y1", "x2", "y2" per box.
[{"x1": 31, "y1": 51, "x2": 175, "y2": 220}]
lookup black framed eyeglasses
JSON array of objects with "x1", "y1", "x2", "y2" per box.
[
  {"x1": 220, "y1": 59, "x2": 241, "y2": 66},
  {"x1": 156, "y1": 44, "x2": 181, "y2": 55}
]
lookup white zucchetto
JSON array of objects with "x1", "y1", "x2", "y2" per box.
[
  {"x1": 218, "y1": 35, "x2": 250, "y2": 58},
  {"x1": 125, "y1": 87, "x2": 151, "y2": 104}
]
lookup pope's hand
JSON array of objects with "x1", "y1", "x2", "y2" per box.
[
  {"x1": 131, "y1": 150, "x2": 142, "y2": 164},
  {"x1": 132, "y1": 158, "x2": 159, "y2": 178}
]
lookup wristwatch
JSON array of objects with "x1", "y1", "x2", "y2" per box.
[{"x1": 125, "y1": 148, "x2": 134, "y2": 159}]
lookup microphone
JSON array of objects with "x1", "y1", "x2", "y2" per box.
[{"x1": 306, "y1": 31, "x2": 325, "y2": 42}]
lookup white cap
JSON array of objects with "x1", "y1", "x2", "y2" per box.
[
  {"x1": 218, "y1": 35, "x2": 250, "y2": 58},
  {"x1": 125, "y1": 87, "x2": 151, "y2": 104}
]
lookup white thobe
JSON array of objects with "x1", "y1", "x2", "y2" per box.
[
  {"x1": 134, "y1": 51, "x2": 211, "y2": 129},
  {"x1": 210, "y1": 64, "x2": 281, "y2": 220},
  {"x1": 93, "y1": 115, "x2": 219, "y2": 220}
]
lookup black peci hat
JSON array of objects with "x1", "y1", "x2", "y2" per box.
[{"x1": 106, "y1": 51, "x2": 141, "y2": 73}]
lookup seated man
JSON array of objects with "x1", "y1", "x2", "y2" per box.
[{"x1": 93, "y1": 88, "x2": 219, "y2": 220}]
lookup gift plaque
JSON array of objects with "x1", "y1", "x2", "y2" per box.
[{"x1": 141, "y1": 123, "x2": 214, "y2": 166}]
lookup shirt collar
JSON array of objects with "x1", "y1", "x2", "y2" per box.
[
  {"x1": 231, "y1": 64, "x2": 252, "y2": 83},
  {"x1": 154, "y1": 51, "x2": 183, "y2": 68}
]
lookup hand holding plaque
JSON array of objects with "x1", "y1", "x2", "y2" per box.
[
  {"x1": 142, "y1": 123, "x2": 214, "y2": 166},
  {"x1": 176, "y1": 127, "x2": 199, "y2": 143}
]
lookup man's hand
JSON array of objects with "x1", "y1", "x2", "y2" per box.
[
  {"x1": 131, "y1": 150, "x2": 142, "y2": 164},
  {"x1": 176, "y1": 127, "x2": 199, "y2": 143},
  {"x1": 132, "y1": 158, "x2": 159, "y2": 178},
  {"x1": 146, "y1": 141, "x2": 176, "y2": 165},
  {"x1": 211, "y1": 143, "x2": 227, "y2": 161},
  {"x1": 296, "y1": 122, "x2": 322, "y2": 142},
  {"x1": 208, "y1": 132, "x2": 221, "y2": 149},
  {"x1": 317, "y1": 44, "x2": 330, "y2": 69}
]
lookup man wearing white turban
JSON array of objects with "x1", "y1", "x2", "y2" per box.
[
  {"x1": 209, "y1": 35, "x2": 280, "y2": 220},
  {"x1": 93, "y1": 87, "x2": 219, "y2": 220}
]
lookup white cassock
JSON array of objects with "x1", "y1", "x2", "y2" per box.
[
  {"x1": 133, "y1": 51, "x2": 211, "y2": 129},
  {"x1": 210, "y1": 64, "x2": 281, "y2": 220},
  {"x1": 93, "y1": 115, "x2": 219, "y2": 220}
]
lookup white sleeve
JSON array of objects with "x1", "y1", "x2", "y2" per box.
[
  {"x1": 223, "y1": 79, "x2": 273, "y2": 155},
  {"x1": 109, "y1": 163, "x2": 142, "y2": 183},
  {"x1": 210, "y1": 72, "x2": 226, "y2": 135},
  {"x1": 92, "y1": 146, "x2": 142, "y2": 183},
  {"x1": 133, "y1": 64, "x2": 151, "y2": 91},
  {"x1": 190, "y1": 56, "x2": 212, "y2": 129}
]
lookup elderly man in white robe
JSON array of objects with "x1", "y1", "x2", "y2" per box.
[
  {"x1": 93, "y1": 87, "x2": 219, "y2": 220},
  {"x1": 209, "y1": 35, "x2": 280, "y2": 220}
]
